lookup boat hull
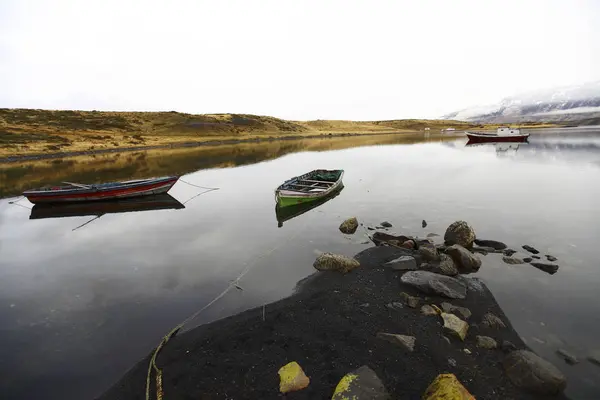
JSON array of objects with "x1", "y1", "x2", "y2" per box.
[
  {"x1": 275, "y1": 170, "x2": 344, "y2": 208},
  {"x1": 466, "y1": 132, "x2": 529, "y2": 143},
  {"x1": 23, "y1": 176, "x2": 179, "y2": 204}
]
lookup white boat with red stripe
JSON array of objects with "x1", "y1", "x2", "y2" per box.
[{"x1": 23, "y1": 176, "x2": 179, "y2": 204}]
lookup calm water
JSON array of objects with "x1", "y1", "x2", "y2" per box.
[{"x1": 1, "y1": 129, "x2": 600, "y2": 399}]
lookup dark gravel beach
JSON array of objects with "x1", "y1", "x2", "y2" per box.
[{"x1": 99, "y1": 244, "x2": 568, "y2": 400}]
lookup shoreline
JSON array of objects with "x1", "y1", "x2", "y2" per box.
[
  {"x1": 98, "y1": 244, "x2": 568, "y2": 400},
  {"x1": 0, "y1": 131, "x2": 432, "y2": 163}
]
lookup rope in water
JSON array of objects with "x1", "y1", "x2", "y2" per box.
[{"x1": 145, "y1": 221, "x2": 306, "y2": 400}]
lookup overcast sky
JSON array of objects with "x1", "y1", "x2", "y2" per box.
[{"x1": 1, "y1": 0, "x2": 599, "y2": 120}]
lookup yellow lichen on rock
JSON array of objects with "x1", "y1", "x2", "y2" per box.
[
  {"x1": 422, "y1": 374, "x2": 475, "y2": 400},
  {"x1": 331, "y1": 373, "x2": 359, "y2": 399},
  {"x1": 278, "y1": 361, "x2": 310, "y2": 393}
]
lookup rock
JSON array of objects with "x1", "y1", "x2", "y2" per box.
[
  {"x1": 440, "y1": 302, "x2": 472, "y2": 319},
  {"x1": 546, "y1": 255, "x2": 558, "y2": 262},
  {"x1": 339, "y1": 217, "x2": 359, "y2": 234},
  {"x1": 444, "y1": 221, "x2": 475, "y2": 248},
  {"x1": 523, "y1": 257, "x2": 533, "y2": 263},
  {"x1": 278, "y1": 361, "x2": 310, "y2": 393},
  {"x1": 457, "y1": 276, "x2": 486, "y2": 293},
  {"x1": 420, "y1": 254, "x2": 459, "y2": 276},
  {"x1": 482, "y1": 312, "x2": 506, "y2": 329},
  {"x1": 386, "y1": 302, "x2": 404, "y2": 310},
  {"x1": 448, "y1": 358, "x2": 457, "y2": 367},
  {"x1": 384, "y1": 255, "x2": 417, "y2": 271},
  {"x1": 402, "y1": 240, "x2": 415, "y2": 249},
  {"x1": 474, "y1": 239, "x2": 507, "y2": 250},
  {"x1": 380, "y1": 221, "x2": 392, "y2": 228},
  {"x1": 367, "y1": 227, "x2": 375, "y2": 231},
  {"x1": 313, "y1": 253, "x2": 360, "y2": 273},
  {"x1": 418, "y1": 245, "x2": 440, "y2": 262},
  {"x1": 371, "y1": 231, "x2": 412, "y2": 247},
  {"x1": 522, "y1": 245, "x2": 540, "y2": 254},
  {"x1": 422, "y1": 374, "x2": 475, "y2": 400},
  {"x1": 420, "y1": 304, "x2": 438, "y2": 316},
  {"x1": 530, "y1": 262, "x2": 559, "y2": 275},
  {"x1": 426, "y1": 233, "x2": 439, "y2": 238},
  {"x1": 532, "y1": 255, "x2": 541, "y2": 259},
  {"x1": 463, "y1": 348, "x2": 472, "y2": 355},
  {"x1": 503, "y1": 350, "x2": 567, "y2": 395},
  {"x1": 400, "y1": 292, "x2": 420, "y2": 308},
  {"x1": 354, "y1": 246, "x2": 417, "y2": 268},
  {"x1": 502, "y1": 256, "x2": 524, "y2": 265},
  {"x1": 556, "y1": 349, "x2": 579, "y2": 365},
  {"x1": 587, "y1": 351, "x2": 600, "y2": 367},
  {"x1": 476, "y1": 335, "x2": 498, "y2": 349},
  {"x1": 503, "y1": 248, "x2": 517, "y2": 256},
  {"x1": 502, "y1": 340, "x2": 517, "y2": 353},
  {"x1": 400, "y1": 271, "x2": 467, "y2": 299},
  {"x1": 332, "y1": 365, "x2": 390, "y2": 400},
  {"x1": 445, "y1": 244, "x2": 481, "y2": 273},
  {"x1": 359, "y1": 303, "x2": 370, "y2": 308},
  {"x1": 377, "y1": 332, "x2": 416, "y2": 352},
  {"x1": 442, "y1": 312, "x2": 469, "y2": 340},
  {"x1": 422, "y1": 219, "x2": 427, "y2": 228},
  {"x1": 443, "y1": 336, "x2": 452, "y2": 345}
]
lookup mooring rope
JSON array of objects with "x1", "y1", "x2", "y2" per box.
[{"x1": 145, "y1": 219, "x2": 307, "y2": 400}]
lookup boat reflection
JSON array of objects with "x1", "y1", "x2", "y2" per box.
[
  {"x1": 465, "y1": 141, "x2": 525, "y2": 157},
  {"x1": 275, "y1": 184, "x2": 344, "y2": 227},
  {"x1": 29, "y1": 194, "x2": 185, "y2": 220}
]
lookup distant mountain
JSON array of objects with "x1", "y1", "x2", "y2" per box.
[{"x1": 443, "y1": 81, "x2": 600, "y2": 125}]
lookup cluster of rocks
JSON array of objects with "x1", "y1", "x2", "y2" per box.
[
  {"x1": 320, "y1": 218, "x2": 569, "y2": 397},
  {"x1": 279, "y1": 362, "x2": 475, "y2": 399}
]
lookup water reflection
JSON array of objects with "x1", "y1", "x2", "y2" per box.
[
  {"x1": 275, "y1": 184, "x2": 344, "y2": 227},
  {"x1": 29, "y1": 194, "x2": 185, "y2": 220}
]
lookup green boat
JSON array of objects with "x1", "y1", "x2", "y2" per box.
[{"x1": 275, "y1": 169, "x2": 344, "y2": 208}]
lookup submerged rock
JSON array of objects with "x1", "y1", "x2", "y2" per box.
[
  {"x1": 503, "y1": 350, "x2": 567, "y2": 394},
  {"x1": 400, "y1": 292, "x2": 420, "y2": 308},
  {"x1": 556, "y1": 349, "x2": 579, "y2": 365},
  {"x1": 427, "y1": 233, "x2": 440, "y2": 238},
  {"x1": 502, "y1": 256, "x2": 524, "y2": 265},
  {"x1": 474, "y1": 239, "x2": 507, "y2": 250},
  {"x1": 422, "y1": 219, "x2": 428, "y2": 228},
  {"x1": 523, "y1": 257, "x2": 533, "y2": 263},
  {"x1": 530, "y1": 262, "x2": 559, "y2": 275},
  {"x1": 532, "y1": 255, "x2": 541, "y2": 259},
  {"x1": 546, "y1": 255, "x2": 558, "y2": 262},
  {"x1": 472, "y1": 246, "x2": 495, "y2": 255},
  {"x1": 339, "y1": 217, "x2": 359, "y2": 234},
  {"x1": 384, "y1": 256, "x2": 417, "y2": 271},
  {"x1": 313, "y1": 253, "x2": 360, "y2": 273},
  {"x1": 503, "y1": 248, "x2": 517, "y2": 257},
  {"x1": 442, "y1": 312, "x2": 469, "y2": 340},
  {"x1": 377, "y1": 332, "x2": 416, "y2": 352},
  {"x1": 400, "y1": 270, "x2": 467, "y2": 299},
  {"x1": 482, "y1": 312, "x2": 506, "y2": 329},
  {"x1": 422, "y1": 374, "x2": 475, "y2": 400},
  {"x1": 445, "y1": 244, "x2": 481, "y2": 273},
  {"x1": 444, "y1": 221, "x2": 475, "y2": 248},
  {"x1": 522, "y1": 245, "x2": 540, "y2": 254},
  {"x1": 476, "y1": 335, "x2": 498, "y2": 349},
  {"x1": 278, "y1": 361, "x2": 310, "y2": 393},
  {"x1": 380, "y1": 221, "x2": 392, "y2": 228},
  {"x1": 332, "y1": 365, "x2": 390, "y2": 400},
  {"x1": 441, "y1": 302, "x2": 472, "y2": 319},
  {"x1": 587, "y1": 351, "x2": 600, "y2": 367}
]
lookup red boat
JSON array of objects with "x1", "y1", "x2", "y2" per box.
[
  {"x1": 23, "y1": 176, "x2": 179, "y2": 204},
  {"x1": 466, "y1": 127, "x2": 529, "y2": 144}
]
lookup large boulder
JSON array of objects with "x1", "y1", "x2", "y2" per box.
[
  {"x1": 339, "y1": 217, "x2": 359, "y2": 234},
  {"x1": 444, "y1": 221, "x2": 475, "y2": 248},
  {"x1": 332, "y1": 366, "x2": 390, "y2": 400},
  {"x1": 445, "y1": 245, "x2": 481, "y2": 273},
  {"x1": 313, "y1": 253, "x2": 360, "y2": 273},
  {"x1": 418, "y1": 244, "x2": 440, "y2": 262},
  {"x1": 400, "y1": 270, "x2": 467, "y2": 299},
  {"x1": 503, "y1": 350, "x2": 567, "y2": 394},
  {"x1": 420, "y1": 254, "x2": 458, "y2": 276}
]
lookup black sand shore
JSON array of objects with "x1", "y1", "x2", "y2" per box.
[{"x1": 99, "y1": 246, "x2": 567, "y2": 400}]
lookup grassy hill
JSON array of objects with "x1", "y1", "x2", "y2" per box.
[{"x1": 0, "y1": 108, "x2": 553, "y2": 157}]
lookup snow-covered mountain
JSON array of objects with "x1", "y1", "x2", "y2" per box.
[{"x1": 443, "y1": 81, "x2": 600, "y2": 124}]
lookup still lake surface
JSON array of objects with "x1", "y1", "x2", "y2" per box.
[{"x1": 1, "y1": 129, "x2": 600, "y2": 399}]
